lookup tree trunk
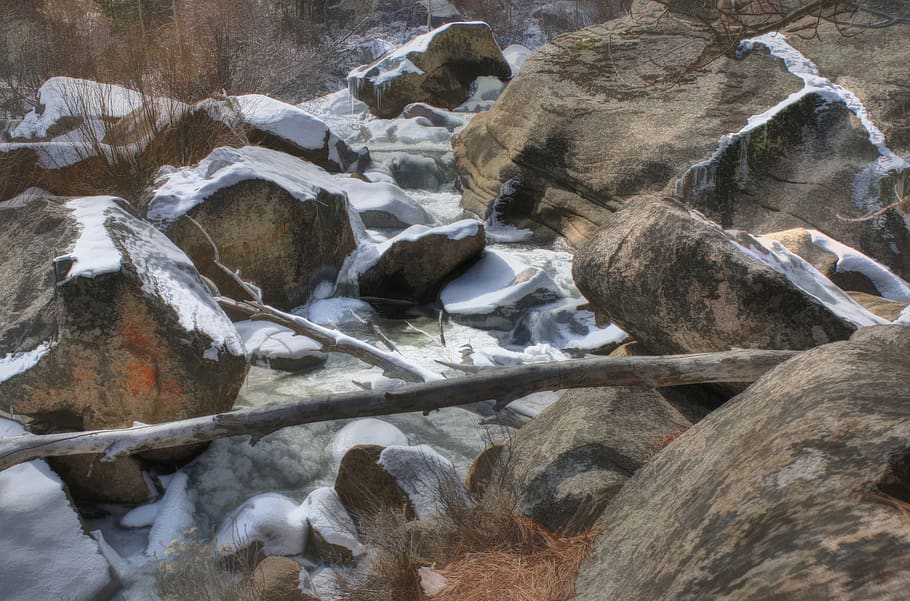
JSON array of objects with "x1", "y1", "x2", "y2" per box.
[{"x1": 0, "y1": 349, "x2": 798, "y2": 471}]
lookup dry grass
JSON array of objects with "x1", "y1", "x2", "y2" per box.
[{"x1": 156, "y1": 537, "x2": 264, "y2": 601}]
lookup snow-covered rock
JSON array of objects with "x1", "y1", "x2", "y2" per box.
[
  {"x1": 146, "y1": 146, "x2": 359, "y2": 308},
  {"x1": 401, "y1": 103, "x2": 471, "y2": 131},
  {"x1": 0, "y1": 195, "x2": 247, "y2": 502},
  {"x1": 329, "y1": 418, "x2": 409, "y2": 465},
  {"x1": 0, "y1": 418, "x2": 118, "y2": 601},
  {"x1": 294, "y1": 487, "x2": 365, "y2": 560},
  {"x1": 337, "y1": 177, "x2": 436, "y2": 229},
  {"x1": 346, "y1": 219, "x2": 486, "y2": 305},
  {"x1": 146, "y1": 472, "x2": 195, "y2": 559},
  {"x1": 440, "y1": 248, "x2": 564, "y2": 330},
  {"x1": 378, "y1": 444, "x2": 463, "y2": 520},
  {"x1": 348, "y1": 21, "x2": 511, "y2": 118},
  {"x1": 235, "y1": 320, "x2": 326, "y2": 372},
  {"x1": 215, "y1": 493, "x2": 307, "y2": 556},
  {"x1": 234, "y1": 94, "x2": 367, "y2": 172},
  {"x1": 503, "y1": 44, "x2": 533, "y2": 75}
]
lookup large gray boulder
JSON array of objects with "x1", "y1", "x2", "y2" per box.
[
  {"x1": 453, "y1": 0, "x2": 910, "y2": 277},
  {"x1": 573, "y1": 198, "x2": 880, "y2": 355},
  {"x1": 506, "y1": 386, "x2": 690, "y2": 535},
  {"x1": 146, "y1": 146, "x2": 358, "y2": 309},
  {"x1": 348, "y1": 21, "x2": 511, "y2": 118},
  {"x1": 0, "y1": 195, "x2": 247, "y2": 502},
  {"x1": 573, "y1": 325, "x2": 910, "y2": 600}
]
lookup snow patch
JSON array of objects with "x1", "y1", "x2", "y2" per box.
[
  {"x1": 0, "y1": 342, "x2": 53, "y2": 384},
  {"x1": 60, "y1": 196, "x2": 124, "y2": 281},
  {"x1": 378, "y1": 444, "x2": 462, "y2": 520},
  {"x1": 293, "y1": 487, "x2": 364, "y2": 557},
  {"x1": 337, "y1": 177, "x2": 436, "y2": 228},
  {"x1": 215, "y1": 493, "x2": 306, "y2": 556},
  {"x1": 146, "y1": 471, "x2": 195, "y2": 558},
  {"x1": 235, "y1": 320, "x2": 323, "y2": 366}
]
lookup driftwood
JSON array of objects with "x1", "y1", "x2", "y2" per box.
[{"x1": 0, "y1": 349, "x2": 798, "y2": 471}]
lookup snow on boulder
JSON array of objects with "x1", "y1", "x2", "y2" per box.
[
  {"x1": 337, "y1": 177, "x2": 436, "y2": 229},
  {"x1": 0, "y1": 418, "x2": 118, "y2": 601},
  {"x1": 359, "y1": 117, "x2": 453, "y2": 147},
  {"x1": 574, "y1": 197, "x2": 879, "y2": 358},
  {"x1": 295, "y1": 487, "x2": 365, "y2": 562},
  {"x1": 234, "y1": 94, "x2": 368, "y2": 173},
  {"x1": 334, "y1": 444, "x2": 417, "y2": 522},
  {"x1": 347, "y1": 21, "x2": 511, "y2": 118},
  {"x1": 401, "y1": 103, "x2": 470, "y2": 131},
  {"x1": 215, "y1": 493, "x2": 307, "y2": 556},
  {"x1": 347, "y1": 219, "x2": 486, "y2": 305},
  {"x1": 329, "y1": 418, "x2": 409, "y2": 465},
  {"x1": 440, "y1": 248, "x2": 564, "y2": 330},
  {"x1": 378, "y1": 444, "x2": 464, "y2": 520},
  {"x1": 760, "y1": 228, "x2": 910, "y2": 301},
  {"x1": 502, "y1": 44, "x2": 532, "y2": 75},
  {"x1": 146, "y1": 146, "x2": 359, "y2": 309},
  {"x1": 234, "y1": 319, "x2": 326, "y2": 372},
  {"x1": 0, "y1": 196, "x2": 247, "y2": 503}
]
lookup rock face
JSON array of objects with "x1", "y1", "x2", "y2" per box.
[
  {"x1": 251, "y1": 556, "x2": 318, "y2": 601},
  {"x1": 573, "y1": 325, "x2": 910, "y2": 600},
  {"x1": 356, "y1": 220, "x2": 486, "y2": 304},
  {"x1": 348, "y1": 21, "x2": 511, "y2": 118},
  {"x1": 146, "y1": 146, "x2": 358, "y2": 309},
  {"x1": 0, "y1": 195, "x2": 247, "y2": 502},
  {"x1": 506, "y1": 387, "x2": 690, "y2": 535},
  {"x1": 573, "y1": 198, "x2": 874, "y2": 355},
  {"x1": 453, "y1": 0, "x2": 910, "y2": 277}
]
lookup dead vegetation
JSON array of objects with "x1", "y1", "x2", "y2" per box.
[{"x1": 156, "y1": 537, "x2": 264, "y2": 601}]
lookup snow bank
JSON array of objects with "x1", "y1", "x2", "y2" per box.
[
  {"x1": 0, "y1": 418, "x2": 116, "y2": 601},
  {"x1": 329, "y1": 418, "x2": 409, "y2": 464},
  {"x1": 146, "y1": 146, "x2": 345, "y2": 227},
  {"x1": 235, "y1": 320, "x2": 324, "y2": 369},
  {"x1": 146, "y1": 471, "x2": 195, "y2": 559},
  {"x1": 729, "y1": 230, "x2": 887, "y2": 327},
  {"x1": 215, "y1": 493, "x2": 306, "y2": 556},
  {"x1": 12, "y1": 77, "x2": 144, "y2": 140},
  {"x1": 60, "y1": 196, "x2": 245, "y2": 359},
  {"x1": 337, "y1": 177, "x2": 436, "y2": 228},
  {"x1": 378, "y1": 444, "x2": 462, "y2": 520},
  {"x1": 440, "y1": 248, "x2": 563, "y2": 327},
  {"x1": 293, "y1": 487, "x2": 364, "y2": 557}
]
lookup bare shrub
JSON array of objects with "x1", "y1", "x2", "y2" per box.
[{"x1": 156, "y1": 537, "x2": 264, "y2": 601}]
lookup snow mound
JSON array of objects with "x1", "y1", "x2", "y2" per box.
[
  {"x1": 329, "y1": 418, "x2": 409, "y2": 465},
  {"x1": 235, "y1": 320, "x2": 324, "y2": 370},
  {"x1": 215, "y1": 493, "x2": 306, "y2": 556},
  {"x1": 729, "y1": 230, "x2": 887, "y2": 328},
  {"x1": 440, "y1": 248, "x2": 564, "y2": 329},
  {"x1": 146, "y1": 146, "x2": 345, "y2": 227},
  {"x1": 146, "y1": 471, "x2": 195, "y2": 558},
  {"x1": 12, "y1": 77, "x2": 144, "y2": 140},
  {"x1": 0, "y1": 418, "x2": 116, "y2": 601},
  {"x1": 337, "y1": 177, "x2": 436, "y2": 229},
  {"x1": 378, "y1": 444, "x2": 462, "y2": 520},
  {"x1": 293, "y1": 487, "x2": 364, "y2": 557}
]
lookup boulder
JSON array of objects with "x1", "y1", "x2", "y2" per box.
[
  {"x1": 387, "y1": 152, "x2": 454, "y2": 191},
  {"x1": 760, "y1": 228, "x2": 910, "y2": 300},
  {"x1": 573, "y1": 325, "x2": 910, "y2": 600},
  {"x1": 0, "y1": 195, "x2": 247, "y2": 502},
  {"x1": 354, "y1": 220, "x2": 485, "y2": 304},
  {"x1": 234, "y1": 320, "x2": 326, "y2": 372},
  {"x1": 250, "y1": 556, "x2": 318, "y2": 601},
  {"x1": 401, "y1": 103, "x2": 469, "y2": 131},
  {"x1": 334, "y1": 444, "x2": 416, "y2": 522},
  {"x1": 440, "y1": 248, "x2": 564, "y2": 330},
  {"x1": 336, "y1": 177, "x2": 436, "y2": 229},
  {"x1": 298, "y1": 487, "x2": 365, "y2": 563},
  {"x1": 347, "y1": 21, "x2": 511, "y2": 118},
  {"x1": 146, "y1": 146, "x2": 358, "y2": 309},
  {"x1": 506, "y1": 387, "x2": 690, "y2": 535},
  {"x1": 453, "y1": 0, "x2": 910, "y2": 277},
  {"x1": 0, "y1": 418, "x2": 119, "y2": 601},
  {"x1": 573, "y1": 198, "x2": 880, "y2": 355}
]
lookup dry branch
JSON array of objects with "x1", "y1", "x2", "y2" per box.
[{"x1": 0, "y1": 349, "x2": 798, "y2": 471}]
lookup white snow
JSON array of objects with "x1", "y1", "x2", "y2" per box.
[
  {"x1": 67, "y1": 196, "x2": 245, "y2": 358},
  {"x1": 234, "y1": 94, "x2": 332, "y2": 151},
  {"x1": 360, "y1": 117, "x2": 452, "y2": 146},
  {"x1": 12, "y1": 77, "x2": 145, "y2": 140},
  {"x1": 378, "y1": 444, "x2": 462, "y2": 520},
  {"x1": 304, "y1": 297, "x2": 375, "y2": 326},
  {"x1": 796, "y1": 230, "x2": 910, "y2": 301},
  {"x1": 146, "y1": 146, "x2": 346, "y2": 227},
  {"x1": 0, "y1": 418, "x2": 116, "y2": 601},
  {"x1": 329, "y1": 418, "x2": 409, "y2": 464},
  {"x1": 215, "y1": 493, "x2": 307, "y2": 556},
  {"x1": 235, "y1": 320, "x2": 323, "y2": 367},
  {"x1": 146, "y1": 471, "x2": 195, "y2": 559},
  {"x1": 337, "y1": 177, "x2": 436, "y2": 228},
  {"x1": 121, "y1": 501, "x2": 161, "y2": 529},
  {"x1": 0, "y1": 186, "x2": 48, "y2": 209},
  {"x1": 60, "y1": 196, "x2": 124, "y2": 280},
  {"x1": 503, "y1": 44, "x2": 533, "y2": 74},
  {"x1": 293, "y1": 487, "x2": 364, "y2": 557},
  {"x1": 728, "y1": 230, "x2": 887, "y2": 327},
  {"x1": 440, "y1": 248, "x2": 563, "y2": 319},
  {"x1": 0, "y1": 342, "x2": 52, "y2": 384}
]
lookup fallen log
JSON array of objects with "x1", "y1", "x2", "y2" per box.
[{"x1": 0, "y1": 349, "x2": 798, "y2": 471}]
